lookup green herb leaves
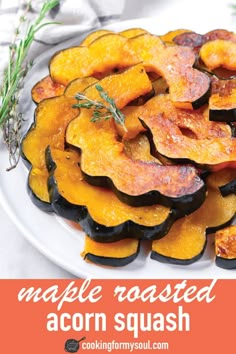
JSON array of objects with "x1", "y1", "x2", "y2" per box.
[
  {"x1": 74, "y1": 84, "x2": 127, "y2": 132},
  {"x1": 0, "y1": 0, "x2": 60, "y2": 170}
]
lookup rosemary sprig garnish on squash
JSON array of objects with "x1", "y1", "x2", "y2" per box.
[
  {"x1": 74, "y1": 84, "x2": 127, "y2": 132},
  {"x1": 0, "y1": 0, "x2": 60, "y2": 171}
]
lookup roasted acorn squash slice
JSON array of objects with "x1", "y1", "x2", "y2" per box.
[
  {"x1": 209, "y1": 89, "x2": 236, "y2": 122},
  {"x1": 82, "y1": 236, "x2": 140, "y2": 267},
  {"x1": 151, "y1": 183, "x2": 236, "y2": 265},
  {"x1": 66, "y1": 65, "x2": 206, "y2": 214},
  {"x1": 21, "y1": 77, "x2": 97, "y2": 210},
  {"x1": 173, "y1": 29, "x2": 236, "y2": 53},
  {"x1": 50, "y1": 32, "x2": 210, "y2": 109},
  {"x1": 207, "y1": 168, "x2": 236, "y2": 195},
  {"x1": 209, "y1": 76, "x2": 236, "y2": 122},
  {"x1": 32, "y1": 28, "x2": 148, "y2": 103},
  {"x1": 80, "y1": 28, "x2": 147, "y2": 47},
  {"x1": 199, "y1": 40, "x2": 236, "y2": 71},
  {"x1": 46, "y1": 147, "x2": 176, "y2": 242},
  {"x1": 139, "y1": 112, "x2": 236, "y2": 171},
  {"x1": 120, "y1": 94, "x2": 231, "y2": 140},
  {"x1": 215, "y1": 225, "x2": 236, "y2": 269},
  {"x1": 31, "y1": 75, "x2": 65, "y2": 104},
  {"x1": 159, "y1": 29, "x2": 190, "y2": 44}
]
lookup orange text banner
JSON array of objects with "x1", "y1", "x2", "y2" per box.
[{"x1": 0, "y1": 279, "x2": 235, "y2": 354}]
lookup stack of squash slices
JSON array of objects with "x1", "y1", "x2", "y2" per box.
[{"x1": 21, "y1": 27, "x2": 236, "y2": 269}]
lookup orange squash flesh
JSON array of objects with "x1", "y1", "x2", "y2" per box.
[
  {"x1": 200, "y1": 40, "x2": 236, "y2": 71},
  {"x1": 50, "y1": 34, "x2": 139, "y2": 85},
  {"x1": 152, "y1": 218, "x2": 206, "y2": 264},
  {"x1": 139, "y1": 111, "x2": 236, "y2": 170},
  {"x1": 80, "y1": 29, "x2": 113, "y2": 46},
  {"x1": 47, "y1": 148, "x2": 176, "y2": 241},
  {"x1": 31, "y1": 75, "x2": 65, "y2": 103},
  {"x1": 215, "y1": 226, "x2": 236, "y2": 259},
  {"x1": 151, "y1": 184, "x2": 236, "y2": 264},
  {"x1": 80, "y1": 28, "x2": 148, "y2": 47},
  {"x1": 50, "y1": 32, "x2": 210, "y2": 109},
  {"x1": 66, "y1": 65, "x2": 206, "y2": 213},
  {"x1": 159, "y1": 29, "x2": 190, "y2": 43},
  {"x1": 120, "y1": 94, "x2": 231, "y2": 140},
  {"x1": 208, "y1": 76, "x2": 236, "y2": 122},
  {"x1": 210, "y1": 89, "x2": 236, "y2": 111},
  {"x1": 32, "y1": 28, "x2": 149, "y2": 103},
  {"x1": 215, "y1": 225, "x2": 236, "y2": 269},
  {"x1": 82, "y1": 236, "x2": 140, "y2": 267},
  {"x1": 207, "y1": 168, "x2": 236, "y2": 190},
  {"x1": 173, "y1": 29, "x2": 236, "y2": 53},
  {"x1": 123, "y1": 134, "x2": 159, "y2": 163},
  {"x1": 21, "y1": 77, "x2": 97, "y2": 205}
]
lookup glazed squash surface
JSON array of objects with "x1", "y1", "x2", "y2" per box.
[
  {"x1": 21, "y1": 77, "x2": 97, "y2": 207},
  {"x1": 151, "y1": 182, "x2": 236, "y2": 264},
  {"x1": 31, "y1": 75, "x2": 65, "y2": 103},
  {"x1": 208, "y1": 76, "x2": 236, "y2": 122},
  {"x1": 46, "y1": 146, "x2": 177, "y2": 242},
  {"x1": 66, "y1": 65, "x2": 206, "y2": 214},
  {"x1": 215, "y1": 226, "x2": 236, "y2": 269},
  {"x1": 50, "y1": 32, "x2": 210, "y2": 109},
  {"x1": 199, "y1": 40, "x2": 236, "y2": 71},
  {"x1": 121, "y1": 94, "x2": 231, "y2": 140},
  {"x1": 82, "y1": 236, "x2": 140, "y2": 267},
  {"x1": 140, "y1": 113, "x2": 236, "y2": 170},
  {"x1": 22, "y1": 26, "x2": 236, "y2": 269},
  {"x1": 173, "y1": 29, "x2": 236, "y2": 53},
  {"x1": 32, "y1": 29, "x2": 148, "y2": 103}
]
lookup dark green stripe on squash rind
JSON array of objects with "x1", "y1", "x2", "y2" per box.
[
  {"x1": 206, "y1": 214, "x2": 236, "y2": 235},
  {"x1": 215, "y1": 256, "x2": 236, "y2": 270},
  {"x1": 220, "y1": 180, "x2": 236, "y2": 196},
  {"x1": 209, "y1": 108, "x2": 236, "y2": 122},
  {"x1": 151, "y1": 215, "x2": 236, "y2": 266},
  {"x1": 46, "y1": 146, "x2": 178, "y2": 242},
  {"x1": 150, "y1": 240, "x2": 207, "y2": 266},
  {"x1": 84, "y1": 243, "x2": 140, "y2": 267},
  {"x1": 82, "y1": 170, "x2": 207, "y2": 218},
  {"x1": 191, "y1": 85, "x2": 211, "y2": 110},
  {"x1": 21, "y1": 122, "x2": 53, "y2": 213}
]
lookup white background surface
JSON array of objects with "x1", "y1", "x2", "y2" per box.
[{"x1": 0, "y1": 0, "x2": 235, "y2": 278}]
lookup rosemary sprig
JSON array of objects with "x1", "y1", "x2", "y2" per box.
[
  {"x1": 0, "y1": 0, "x2": 60, "y2": 171},
  {"x1": 74, "y1": 84, "x2": 127, "y2": 132}
]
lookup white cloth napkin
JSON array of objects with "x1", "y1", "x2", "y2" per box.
[{"x1": 0, "y1": 0, "x2": 126, "y2": 78}]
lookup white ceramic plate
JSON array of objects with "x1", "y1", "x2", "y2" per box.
[{"x1": 1, "y1": 17, "x2": 236, "y2": 279}]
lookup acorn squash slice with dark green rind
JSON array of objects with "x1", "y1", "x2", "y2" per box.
[
  {"x1": 173, "y1": 29, "x2": 236, "y2": 55},
  {"x1": 119, "y1": 93, "x2": 231, "y2": 140},
  {"x1": 201, "y1": 169, "x2": 236, "y2": 197},
  {"x1": 207, "y1": 168, "x2": 236, "y2": 197},
  {"x1": 215, "y1": 225, "x2": 236, "y2": 269},
  {"x1": 82, "y1": 236, "x2": 140, "y2": 267},
  {"x1": 66, "y1": 65, "x2": 206, "y2": 214},
  {"x1": 21, "y1": 77, "x2": 97, "y2": 211},
  {"x1": 151, "y1": 183, "x2": 236, "y2": 265},
  {"x1": 31, "y1": 75, "x2": 65, "y2": 104},
  {"x1": 46, "y1": 147, "x2": 177, "y2": 242},
  {"x1": 199, "y1": 39, "x2": 236, "y2": 71},
  {"x1": 50, "y1": 32, "x2": 210, "y2": 109},
  {"x1": 209, "y1": 76, "x2": 236, "y2": 122},
  {"x1": 209, "y1": 89, "x2": 236, "y2": 122},
  {"x1": 139, "y1": 112, "x2": 236, "y2": 171},
  {"x1": 32, "y1": 29, "x2": 148, "y2": 104}
]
